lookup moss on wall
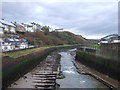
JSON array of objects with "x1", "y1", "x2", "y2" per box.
[
  {"x1": 2, "y1": 45, "x2": 78, "y2": 89},
  {"x1": 75, "y1": 50, "x2": 120, "y2": 81}
]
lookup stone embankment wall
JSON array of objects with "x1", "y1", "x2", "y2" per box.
[
  {"x1": 100, "y1": 43, "x2": 120, "y2": 51},
  {"x1": 2, "y1": 45, "x2": 78, "y2": 89},
  {"x1": 75, "y1": 48, "x2": 120, "y2": 82}
]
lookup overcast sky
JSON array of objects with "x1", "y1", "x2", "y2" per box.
[{"x1": 1, "y1": 1, "x2": 118, "y2": 39}]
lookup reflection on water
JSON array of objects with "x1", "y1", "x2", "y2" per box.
[{"x1": 56, "y1": 49, "x2": 108, "y2": 88}]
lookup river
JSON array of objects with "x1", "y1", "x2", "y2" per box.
[{"x1": 56, "y1": 49, "x2": 108, "y2": 88}]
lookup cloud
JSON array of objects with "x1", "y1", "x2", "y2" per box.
[{"x1": 2, "y1": 1, "x2": 118, "y2": 39}]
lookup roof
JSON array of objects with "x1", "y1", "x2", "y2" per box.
[
  {"x1": 14, "y1": 38, "x2": 19, "y2": 41},
  {"x1": 0, "y1": 23, "x2": 4, "y2": 27},
  {"x1": 7, "y1": 38, "x2": 14, "y2": 42},
  {"x1": 20, "y1": 39, "x2": 27, "y2": 42},
  {"x1": 0, "y1": 20, "x2": 15, "y2": 27},
  {"x1": 101, "y1": 34, "x2": 120, "y2": 41},
  {"x1": 4, "y1": 38, "x2": 28, "y2": 42},
  {"x1": 16, "y1": 25, "x2": 26, "y2": 32},
  {"x1": 23, "y1": 23, "x2": 33, "y2": 26}
]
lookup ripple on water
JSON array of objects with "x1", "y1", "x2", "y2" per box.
[{"x1": 57, "y1": 49, "x2": 109, "y2": 88}]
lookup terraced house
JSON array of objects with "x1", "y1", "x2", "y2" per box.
[
  {"x1": 0, "y1": 19, "x2": 16, "y2": 34},
  {"x1": 100, "y1": 34, "x2": 120, "y2": 43},
  {"x1": 0, "y1": 38, "x2": 28, "y2": 52},
  {"x1": 13, "y1": 22, "x2": 26, "y2": 33},
  {"x1": 22, "y1": 22, "x2": 42, "y2": 32},
  {"x1": 0, "y1": 23, "x2": 4, "y2": 35}
]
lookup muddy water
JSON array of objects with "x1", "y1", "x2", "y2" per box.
[{"x1": 56, "y1": 49, "x2": 108, "y2": 88}]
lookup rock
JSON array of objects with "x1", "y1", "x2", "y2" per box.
[
  {"x1": 23, "y1": 76, "x2": 27, "y2": 79},
  {"x1": 13, "y1": 83, "x2": 18, "y2": 85}
]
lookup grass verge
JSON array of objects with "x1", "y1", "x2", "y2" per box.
[
  {"x1": 2, "y1": 44, "x2": 77, "y2": 58},
  {"x1": 2, "y1": 45, "x2": 78, "y2": 89},
  {"x1": 86, "y1": 44, "x2": 100, "y2": 49}
]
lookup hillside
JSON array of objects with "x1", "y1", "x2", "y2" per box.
[
  {"x1": 18, "y1": 31, "x2": 91, "y2": 46},
  {"x1": 49, "y1": 31, "x2": 88, "y2": 44}
]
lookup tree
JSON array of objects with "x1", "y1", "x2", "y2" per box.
[{"x1": 41, "y1": 25, "x2": 49, "y2": 35}]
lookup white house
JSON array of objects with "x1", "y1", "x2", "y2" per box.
[
  {"x1": 100, "y1": 34, "x2": 120, "y2": 44},
  {"x1": 22, "y1": 22, "x2": 42, "y2": 32},
  {"x1": 0, "y1": 23, "x2": 4, "y2": 34},
  {"x1": 0, "y1": 38, "x2": 28, "y2": 52},
  {"x1": 22, "y1": 23, "x2": 34, "y2": 32},
  {"x1": 0, "y1": 38, "x2": 13, "y2": 52},
  {"x1": 31, "y1": 22, "x2": 41, "y2": 32},
  {"x1": 111, "y1": 40, "x2": 120, "y2": 43},
  {"x1": 0, "y1": 19, "x2": 16, "y2": 33},
  {"x1": 19, "y1": 39, "x2": 28, "y2": 49}
]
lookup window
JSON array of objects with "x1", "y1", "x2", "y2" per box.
[{"x1": 4, "y1": 47, "x2": 7, "y2": 50}]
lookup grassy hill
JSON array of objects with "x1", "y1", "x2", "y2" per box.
[
  {"x1": 18, "y1": 30, "x2": 93, "y2": 46},
  {"x1": 49, "y1": 31, "x2": 88, "y2": 44}
]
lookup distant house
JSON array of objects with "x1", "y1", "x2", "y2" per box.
[
  {"x1": 111, "y1": 40, "x2": 120, "y2": 43},
  {"x1": 15, "y1": 24, "x2": 26, "y2": 33},
  {"x1": 19, "y1": 39, "x2": 28, "y2": 49},
  {"x1": 31, "y1": 22, "x2": 41, "y2": 32},
  {"x1": 0, "y1": 23, "x2": 4, "y2": 34},
  {"x1": 0, "y1": 19, "x2": 16, "y2": 33},
  {"x1": 0, "y1": 38, "x2": 28, "y2": 52},
  {"x1": 22, "y1": 22, "x2": 42, "y2": 32},
  {"x1": 100, "y1": 41, "x2": 108, "y2": 43},
  {"x1": 100, "y1": 34, "x2": 120, "y2": 44},
  {"x1": 0, "y1": 38, "x2": 14, "y2": 51},
  {"x1": 22, "y1": 23, "x2": 34, "y2": 32}
]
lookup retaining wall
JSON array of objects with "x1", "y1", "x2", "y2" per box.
[
  {"x1": 2, "y1": 45, "x2": 78, "y2": 89},
  {"x1": 100, "y1": 43, "x2": 120, "y2": 51},
  {"x1": 75, "y1": 49, "x2": 120, "y2": 82}
]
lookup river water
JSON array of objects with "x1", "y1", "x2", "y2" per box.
[{"x1": 56, "y1": 49, "x2": 108, "y2": 88}]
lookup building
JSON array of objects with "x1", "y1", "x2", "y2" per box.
[
  {"x1": 19, "y1": 39, "x2": 28, "y2": 49},
  {"x1": 0, "y1": 38, "x2": 13, "y2": 52},
  {"x1": 22, "y1": 23, "x2": 34, "y2": 32},
  {"x1": 111, "y1": 40, "x2": 120, "y2": 43},
  {"x1": 0, "y1": 19, "x2": 16, "y2": 34},
  {"x1": 22, "y1": 22, "x2": 42, "y2": 32},
  {"x1": 0, "y1": 38, "x2": 28, "y2": 52},
  {"x1": 0, "y1": 23, "x2": 4, "y2": 34},
  {"x1": 100, "y1": 34, "x2": 120, "y2": 43},
  {"x1": 14, "y1": 23, "x2": 26, "y2": 33},
  {"x1": 31, "y1": 22, "x2": 41, "y2": 32}
]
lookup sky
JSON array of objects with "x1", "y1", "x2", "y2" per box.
[{"x1": 1, "y1": 0, "x2": 118, "y2": 39}]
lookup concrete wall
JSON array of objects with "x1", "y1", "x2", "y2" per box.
[{"x1": 100, "y1": 43, "x2": 120, "y2": 51}]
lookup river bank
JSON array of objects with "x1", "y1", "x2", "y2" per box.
[
  {"x1": 74, "y1": 59, "x2": 120, "y2": 89},
  {"x1": 3, "y1": 45, "x2": 79, "y2": 89},
  {"x1": 56, "y1": 49, "x2": 108, "y2": 88},
  {"x1": 4, "y1": 48, "x2": 116, "y2": 89},
  {"x1": 74, "y1": 48, "x2": 120, "y2": 89},
  {"x1": 4, "y1": 46, "x2": 78, "y2": 89},
  {"x1": 6, "y1": 51, "x2": 61, "y2": 89}
]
